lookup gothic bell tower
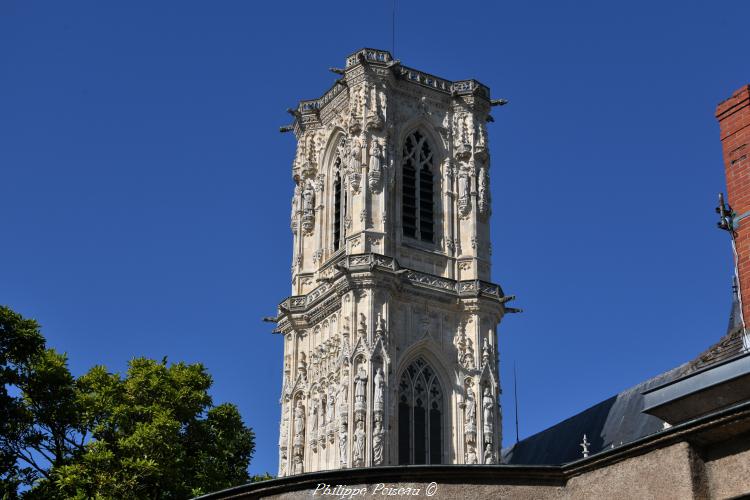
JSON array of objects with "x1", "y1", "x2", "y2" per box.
[{"x1": 275, "y1": 48, "x2": 513, "y2": 476}]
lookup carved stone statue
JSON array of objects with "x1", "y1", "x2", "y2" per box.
[
  {"x1": 349, "y1": 137, "x2": 363, "y2": 192},
  {"x1": 455, "y1": 114, "x2": 472, "y2": 160},
  {"x1": 478, "y1": 167, "x2": 489, "y2": 216},
  {"x1": 484, "y1": 443, "x2": 494, "y2": 464},
  {"x1": 326, "y1": 386, "x2": 335, "y2": 427},
  {"x1": 290, "y1": 184, "x2": 300, "y2": 233},
  {"x1": 483, "y1": 387, "x2": 494, "y2": 443},
  {"x1": 310, "y1": 399, "x2": 318, "y2": 435},
  {"x1": 353, "y1": 420, "x2": 366, "y2": 467},
  {"x1": 375, "y1": 313, "x2": 386, "y2": 340},
  {"x1": 302, "y1": 180, "x2": 315, "y2": 212},
  {"x1": 457, "y1": 168, "x2": 471, "y2": 218},
  {"x1": 357, "y1": 313, "x2": 367, "y2": 338},
  {"x1": 482, "y1": 337, "x2": 491, "y2": 368},
  {"x1": 301, "y1": 180, "x2": 316, "y2": 234},
  {"x1": 355, "y1": 366, "x2": 367, "y2": 406},
  {"x1": 465, "y1": 384, "x2": 477, "y2": 430},
  {"x1": 466, "y1": 444, "x2": 478, "y2": 465},
  {"x1": 297, "y1": 353, "x2": 307, "y2": 380},
  {"x1": 279, "y1": 447, "x2": 288, "y2": 475},
  {"x1": 368, "y1": 139, "x2": 383, "y2": 191},
  {"x1": 456, "y1": 328, "x2": 467, "y2": 365},
  {"x1": 338, "y1": 368, "x2": 349, "y2": 413},
  {"x1": 293, "y1": 452, "x2": 303, "y2": 474},
  {"x1": 338, "y1": 420, "x2": 348, "y2": 467},
  {"x1": 373, "y1": 420, "x2": 384, "y2": 465},
  {"x1": 294, "y1": 400, "x2": 305, "y2": 444},
  {"x1": 293, "y1": 399, "x2": 305, "y2": 473},
  {"x1": 373, "y1": 367, "x2": 385, "y2": 412},
  {"x1": 463, "y1": 338, "x2": 476, "y2": 370}
]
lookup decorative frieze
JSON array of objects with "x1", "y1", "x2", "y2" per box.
[{"x1": 277, "y1": 48, "x2": 506, "y2": 475}]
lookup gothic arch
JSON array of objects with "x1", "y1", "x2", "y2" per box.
[
  {"x1": 397, "y1": 117, "x2": 448, "y2": 161},
  {"x1": 394, "y1": 339, "x2": 452, "y2": 389},
  {"x1": 396, "y1": 356, "x2": 446, "y2": 465},
  {"x1": 396, "y1": 123, "x2": 444, "y2": 245},
  {"x1": 320, "y1": 129, "x2": 348, "y2": 256},
  {"x1": 393, "y1": 343, "x2": 453, "y2": 465}
]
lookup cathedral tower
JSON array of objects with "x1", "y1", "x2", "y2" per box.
[{"x1": 275, "y1": 49, "x2": 512, "y2": 475}]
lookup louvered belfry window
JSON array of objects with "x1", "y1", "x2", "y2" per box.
[
  {"x1": 332, "y1": 157, "x2": 348, "y2": 252},
  {"x1": 333, "y1": 168, "x2": 342, "y2": 251},
  {"x1": 398, "y1": 357, "x2": 443, "y2": 465},
  {"x1": 402, "y1": 131, "x2": 434, "y2": 242}
]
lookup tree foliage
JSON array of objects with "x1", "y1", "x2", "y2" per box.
[
  {"x1": 1, "y1": 305, "x2": 47, "y2": 497},
  {"x1": 0, "y1": 306, "x2": 255, "y2": 499}
]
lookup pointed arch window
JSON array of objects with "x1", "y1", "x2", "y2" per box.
[
  {"x1": 402, "y1": 131, "x2": 435, "y2": 242},
  {"x1": 398, "y1": 357, "x2": 443, "y2": 465},
  {"x1": 333, "y1": 157, "x2": 347, "y2": 251}
]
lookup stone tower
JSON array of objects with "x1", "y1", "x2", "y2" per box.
[{"x1": 274, "y1": 48, "x2": 513, "y2": 476}]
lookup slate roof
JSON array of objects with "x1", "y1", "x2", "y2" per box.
[
  {"x1": 502, "y1": 291, "x2": 746, "y2": 466},
  {"x1": 501, "y1": 362, "x2": 692, "y2": 465}
]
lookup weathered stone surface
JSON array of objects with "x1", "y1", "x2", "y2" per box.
[
  {"x1": 275, "y1": 48, "x2": 507, "y2": 476},
  {"x1": 567, "y1": 443, "x2": 697, "y2": 500},
  {"x1": 197, "y1": 404, "x2": 750, "y2": 500}
]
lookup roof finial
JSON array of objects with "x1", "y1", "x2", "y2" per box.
[{"x1": 580, "y1": 434, "x2": 590, "y2": 458}]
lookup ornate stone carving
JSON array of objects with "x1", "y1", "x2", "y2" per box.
[
  {"x1": 366, "y1": 85, "x2": 384, "y2": 131},
  {"x1": 349, "y1": 136, "x2": 363, "y2": 193},
  {"x1": 474, "y1": 121, "x2": 488, "y2": 162},
  {"x1": 482, "y1": 337, "x2": 492, "y2": 369},
  {"x1": 373, "y1": 367, "x2": 385, "y2": 413},
  {"x1": 357, "y1": 313, "x2": 367, "y2": 340},
  {"x1": 293, "y1": 399, "x2": 305, "y2": 474},
  {"x1": 301, "y1": 180, "x2": 316, "y2": 234},
  {"x1": 477, "y1": 166, "x2": 490, "y2": 217},
  {"x1": 457, "y1": 164, "x2": 471, "y2": 218},
  {"x1": 297, "y1": 352, "x2": 307, "y2": 381},
  {"x1": 465, "y1": 383, "x2": 477, "y2": 433},
  {"x1": 373, "y1": 420, "x2": 384, "y2": 465},
  {"x1": 338, "y1": 419, "x2": 348, "y2": 468},
  {"x1": 455, "y1": 113, "x2": 472, "y2": 161},
  {"x1": 456, "y1": 326, "x2": 476, "y2": 370},
  {"x1": 368, "y1": 138, "x2": 383, "y2": 192},
  {"x1": 279, "y1": 396, "x2": 290, "y2": 475},
  {"x1": 353, "y1": 420, "x2": 366, "y2": 467},
  {"x1": 482, "y1": 386, "x2": 495, "y2": 463},
  {"x1": 290, "y1": 184, "x2": 300, "y2": 234},
  {"x1": 326, "y1": 385, "x2": 336, "y2": 444},
  {"x1": 280, "y1": 49, "x2": 505, "y2": 474},
  {"x1": 354, "y1": 365, "x2": 367, "y2": 415},
  {"x1": 375, "y1": 313, "x2": 387, "y2": 343},
  {"x1": 309, "y1": 398, "x2": 318, "y2": 452},
  {"x1": 483, "y1": 442, "x2": 494, "y2": 464}
]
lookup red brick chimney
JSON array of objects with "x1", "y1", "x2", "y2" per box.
[{"x1": 716, "y1": 85, "x2": 750, "y2": 334}]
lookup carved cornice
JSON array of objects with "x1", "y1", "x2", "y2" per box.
[
  {"x1": 275, "y1": 253, "x2": 507, "y2": 334},
  {"x1": 290, "y1": 48, "x2": 494, "y2": 132}
]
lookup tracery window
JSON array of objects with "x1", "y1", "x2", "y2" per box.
[
  {"x1": 402, "y1": 131, "x2": 435, "y2": 242},
  {"x1": 333, "y1": 158, "x2": 347, "y2": 251},
  {"x1": 398, "y1": 357, "x2": 443, "y2": 465}
]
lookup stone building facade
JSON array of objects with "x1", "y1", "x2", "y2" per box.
[
  {"x1": 273, "y1": 48, "x2": 513, "y2": 475},
  {"x1": 200, "y1": 82, "x2": 750, "y2": 500}
]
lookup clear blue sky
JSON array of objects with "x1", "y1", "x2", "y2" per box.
[{"x1": 1, "y1": 1, "x2": 748, "y2": 475}]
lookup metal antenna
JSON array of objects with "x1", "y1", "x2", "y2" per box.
[
  {"x1": 392, "y1": 0, "x2": 396, "y2": 57},
  {"x1": 514, "y1": 361, "x2": 520, "y2": 443}
]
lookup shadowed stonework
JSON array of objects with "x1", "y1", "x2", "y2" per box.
[{"x1": 273, "y1": 48, "x2": 511, "y2": 476}]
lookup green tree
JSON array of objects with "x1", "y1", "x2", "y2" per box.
[
  {"x1": 55, "y1": 358, "x2": 255, "y2": 499},
  {"x1": 0, "y1": 305, "x2": 53, "y2": 498},
  {"x1": 0, "y1": 307, "x2": 255, "y2": 499}
]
